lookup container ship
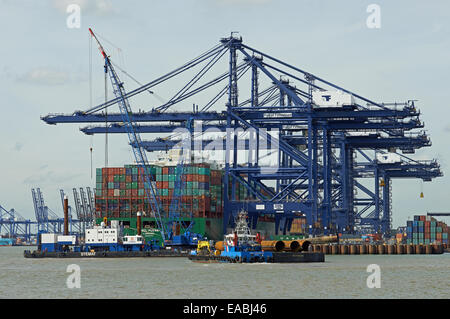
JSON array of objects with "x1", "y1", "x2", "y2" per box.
[{"x1": 93, "y1": 152, "x2": 306, "y2": 243}]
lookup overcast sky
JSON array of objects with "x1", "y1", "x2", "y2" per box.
[{"x1": 1, "y1": 0, "x2": 449, "y2": 227}]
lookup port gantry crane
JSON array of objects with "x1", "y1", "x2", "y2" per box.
[
  {"x1": 0, "y1": 204, "x2": 34, "y2": 242},
  {"x1": 42, "y1": 33, "x2": 442, "y2": 237}
]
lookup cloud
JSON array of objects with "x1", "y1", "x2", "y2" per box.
[
  {"x1": 18, "y1": 67, "x2": 70, "y2": 85},
  {"x1": 13, "y1": 142, "x2": 24, "y2": 152},
  {"x1": 444, "y1": 124, "x2": 450, "y2": 132},
  {"x1": 23, "y1": 170, "x2": 83, "y2": 185},
  {"x1": 51, "y1": 0, "x2": 117, "y2": 16}
]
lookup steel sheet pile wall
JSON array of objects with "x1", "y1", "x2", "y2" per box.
[
  {"x1": 405, "y1": 215, "x2": 448, "y2": 245},
  {"x1": 95, "y1": 164, "x2": 223, "y2": 219}
]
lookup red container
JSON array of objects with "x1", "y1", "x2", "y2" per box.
[
  {"x1": 120, "y1": 183, "x2": 125, "y2": 189},
  {"x1": 108, "y1": 190, "x2": 114, "y2": 196},
  {"x1": 126, "y1": 176, "x2": 132, "y2": 182},
  {"x1": 162, "y1": 181, "x2": 169, "y2": 189},
  {"x1": 125, "y1": 189, "x2": 131, "y2": 196},
  {"x1": 162, "y1": 167, "x2": 169, "y2": 174}
]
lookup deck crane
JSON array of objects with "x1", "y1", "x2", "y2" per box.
[{"x1": 89, "y1": 28, "x2": 167, "y2": 243}]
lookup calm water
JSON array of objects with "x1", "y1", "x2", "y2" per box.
[{"x1": 0, "y1": 246, "x2": 448, "y2": 298}]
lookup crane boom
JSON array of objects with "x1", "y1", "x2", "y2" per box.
[{"x1": 89, "y1": 28, "x2": 166, "y2": 241}]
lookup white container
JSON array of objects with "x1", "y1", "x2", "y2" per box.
[
  {"x1": 57, "y1": 235, "x2": 76, "y2": 244},
  {"x1": 312, "y1": 90, "x2": 355, "y2": 107},
  {"x1": 41, "y1": 233, "x2": 58, "y2": 244}
]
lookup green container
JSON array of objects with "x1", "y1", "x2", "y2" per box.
[
  {"x1": 108, "y1": 182, "x2": 114, "y2": 189},
  {"x1": 96, "y1": 168, "x2": 102, "y2": 176},
  {"x1": 187, "y1": 189, "x2": 192, "y2": 196},
  {"x1": 138, "y1": 189, "x2": 145, "y2": 196},
  {"x1": 96, "y1": 183, "x2": 102, "y2": 190},
  {"x1": 169, "y1": 181, "x2": 174, "y2": 189},
  {"x1": 120, "y1": 190, "x2": 126, "y2": 196},
  {"x1": 126, "y1": 183, "x2": 131, "y2": 189},
  {"x1": 132, "y1": 182, "x2": 138, "y2": 189},
  {"x1": 168, "y1": 175, "x2": 175, "y2": 182},
  {"x1": 193, "y1": 182, "x2": 198, "y2": 189},
  {"x1": 437, "y1": 227, "x2": 442, "y2": 233},
  {"x1": 156, "y1": 175, "x2": 162, "y2": 182},
  {"x1": 155, "y1": 166, "x2": 162, "y2": 174},
  {"x1": 163, "y1": 175, "x2": 168, "y2": 182},
  {"x1": 96, "y1": 189, "x2": 102, "y2": 196},
  {"x1": 120, "y1": 175, "x2": 126, "y2": 182},
  {"x1": 132, "y1": 167, "x2": 138, "y2": 175},
  {"x1": 162, "y1": 189, "x2": 169, "y2": 196},
  {"x1": 199, "y1": 167, "x2": 210, "y2": 175},
  {"x1": 443, "y1": 233, "x2": 448, "y2": 239}
]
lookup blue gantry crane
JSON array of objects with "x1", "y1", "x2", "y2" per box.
[
  {"x1": 0, "y1": 204, "x2": 34, "y2": 242},
  {"x1": 41, "y1": 32, "x2": 442, "y2": 238}
]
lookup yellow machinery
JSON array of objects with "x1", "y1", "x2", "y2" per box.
[
  {"x1": 196, "y1": 241, "x2": 212, "y2": 255},
  {"x1": 197, "y1": 241, "x2": 221, "y2": 256}
]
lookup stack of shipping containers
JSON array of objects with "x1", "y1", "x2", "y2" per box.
[
  {"x1": 405, "y1": 215, "x2": 449, "y2": 245},
  {"x1": 95, "y1": 163, "x2": 223, "y2": 219}
]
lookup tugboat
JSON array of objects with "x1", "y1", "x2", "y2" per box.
[{"x1": 189, "y1": 210, "x2": 325, "y2": 263}]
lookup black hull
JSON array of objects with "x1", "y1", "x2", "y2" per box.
[
  {"x1": 24, "y1": 250, "x2": 189, "y2": 258},
  {"x1": 188, "y1": 252, "x2": 325, "y2": 263}
]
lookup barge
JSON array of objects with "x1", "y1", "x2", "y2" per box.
[{"x1": 24, "y1": 200, "x2": 189, "y2": 258}]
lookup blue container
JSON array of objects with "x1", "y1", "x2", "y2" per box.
[
  {"x1": 419, "y1": 227, "x2": 424, "y2": 233},
  {"x1": 126, "y1": 168, "x2": 132, "y2": 175},
  {"x1": 198, "y1": 182, "x2": 209, "y2": 190},
  {"x1": 413, "y1": 221, "x2": 418, "y2": 227},
  {"x1": 132, "y1": 175, "x2": 138, "y2": 182},
  {"x1": 407, "y1": 221, "x2": 413, "y2": 227}
]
